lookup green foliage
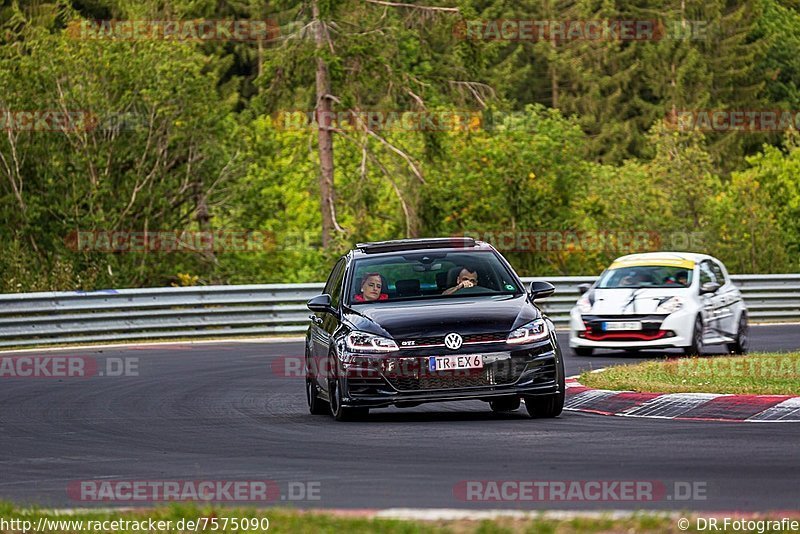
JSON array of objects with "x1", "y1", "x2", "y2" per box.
[
  {"x1": 1, "y1": 0, "x2": 800, "y2": 291},
  {"x1": 0, "y1": 21, "x2": 239, "y2": 288},
  {"x1": 711, "y1": 132, "x2": 800, "y2": 272},
  {"x1": 422, "y1": 105, "x2": 593, "y2": 274}
]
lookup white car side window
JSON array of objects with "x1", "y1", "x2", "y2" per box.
[
  {"x1": 699, "y1": 262, "x2": 716, "y2": 285},
  {"x1": 710, "y1": 261, "x2": 727, "y2": 286}
]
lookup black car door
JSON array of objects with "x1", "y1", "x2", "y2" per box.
[{"x1": 311, "y1": 257, "x2": 346, "y2": 389}]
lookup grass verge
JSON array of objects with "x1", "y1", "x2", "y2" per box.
[
  {"x1": 579, "y1": 352, "x2": 800, "y2": 396},
  {"x1": 2, "y1": 504, "x2": 799, "y2": 533}
]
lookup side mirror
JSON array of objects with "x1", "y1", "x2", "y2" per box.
[
  {"x1": 700, "y1": 282, "x2": 720, "y2": 294},
  {"x1": 307, "y1": 294, "x2": 337, "y2": 315},
  {"x1": 577, "y1": 283, "x2": 591, "y2": 295},
  {"x1": 529, "y1": 280, "x2": 555, "y2": 300}
]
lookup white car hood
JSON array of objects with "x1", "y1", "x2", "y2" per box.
[{"x1": 587, "y1": 287, "x2": 691, "y2": 315}]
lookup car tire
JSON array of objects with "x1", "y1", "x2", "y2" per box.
[
  {"x1": 524, "y1": 391, "x2": 564, "y2": 418},
  {"x1": 328, "y1": 375, "x2": 368, "y2": 421},
  {"x1": 489, "y1": 396, "x2": 521, "y2": 412},
  {"x1": 306, "y1": 377, "x2": 329, "y2": 415},
  {"x1": 573, "y1": 347, "x2": 594, "y2": 357},
  {"x1": 683, "y1": 316, "x2": 704, "y2": 356},
  {"x1": 523, "y1": 353, "x2": 565, "y2": 418},
  {"x1": 728, "y1": 313, "x2": 749, "y2": 355}
]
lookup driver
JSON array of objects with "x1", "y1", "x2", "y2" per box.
[
  {"x1": 354, "y1": 272, "x2": 389, "y2": 302},
  {"x1": 619, "y1": 270, "x2": 638, "y2": 287},
  {"x1": 443, "y1": 267, "x2": 478, "y2": 295}
]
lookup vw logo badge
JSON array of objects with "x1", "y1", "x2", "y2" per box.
[{"x1": 444, "y1": 332, "x2": 463, "y2": 350}]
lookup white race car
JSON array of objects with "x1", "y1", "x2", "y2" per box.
[{"x1": 569, "y1": 252, "x2": 748, "y2": 356}]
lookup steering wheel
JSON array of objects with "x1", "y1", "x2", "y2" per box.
[{"x1": 454, "y1": 285, "x2": 494, "y2": 294}]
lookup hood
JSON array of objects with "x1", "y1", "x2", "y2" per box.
[
  {"x1": 343, "y1": 295, "x2": 537, "y2": 339},
  {"x1": 586, "y1": 287, "x2": 691, "y2": 315}
]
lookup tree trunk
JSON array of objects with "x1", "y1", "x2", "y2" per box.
[
  {"x1": 193, "y1": 179, "x2": 215, "y2": 261},
  {"x1": 313, "y1": 0, "x2": 336, "y2": 248},
  {"x1": 550, "y1": 35, "x2": 558, "y2": 109}
]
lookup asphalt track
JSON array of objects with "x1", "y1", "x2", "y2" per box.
[{"x1": 1, "y1": 325, "x2": 799, "y2": 511}]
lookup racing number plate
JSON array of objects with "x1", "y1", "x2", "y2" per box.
[
  {"x1": 602, "y1": 321, "x2": 642, "y2": 331},
  {"x1": 428, "y1": 354, "x2": 484, "y2": 372}
]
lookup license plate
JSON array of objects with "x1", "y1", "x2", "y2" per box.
[
  {"x1": 602, "y1": 321, "x2": 642, "y2": 331},
  {"x1": 428, "y1": 354, "x2": 483, "y2": 372}
]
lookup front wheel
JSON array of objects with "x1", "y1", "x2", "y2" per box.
[
  {"x1": 306, "y1": 378, "x2": 329, "y2": 415},
  {"x1": 523, "y1": 351, "x2": 565, "y2": 418},
  {"x1": 524, "y1": 391, "x2": 564, "y2": 418},
  {"x1": 572, "y1": 347, "x2": 594, "y2": 357},
  {"x1": 683, "y1": 316, "x2": 704, "y2": 356},
  {"x1": 728, "y1": 313, "x2": 749, "y2": 355},
  {"x1": 328, "y1": 376, "x2": 368, "y2": 421}
]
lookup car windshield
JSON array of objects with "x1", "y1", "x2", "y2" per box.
[
  {"x1": 597, "y1": 265, "x2": 694, "y2": 289},
  {"x1": 347, "y1": 251, "x2": 521, "y2": 304}
]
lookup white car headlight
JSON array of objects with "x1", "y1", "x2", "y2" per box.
[
  {"x1": 577, "y1": 295, "x2": 592, "y2": 313},
  {"x1": 656, "y1": 296, "x2": 684, "y2": 314},
  {"x1": 507, "y1": 319, "x2": 549, "y2": 344},
  {"x1": 344, "y1": 331, "x2": 399, "y2": 353}
]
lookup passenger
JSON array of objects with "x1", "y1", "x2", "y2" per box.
[
  {"x1": 443, "y1": 267, "x2": 479, "y2": 295},
  {"x1": 354, "y1": 272, "x2": 389, "y2": 302}
]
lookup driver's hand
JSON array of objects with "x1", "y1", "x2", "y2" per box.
[{"x1": 461, "y1": 280, "x2": 475, "y2": 288}]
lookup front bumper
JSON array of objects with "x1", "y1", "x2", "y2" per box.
[
  {"x1": 569, "y1": 307, "x2": 695, "y2": 349},
  {"x1": 338, "y1": 341, "x2": 561, "y2": 409}
]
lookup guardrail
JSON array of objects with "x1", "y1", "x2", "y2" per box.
[{"x1": 0, "y1": 275, "x2": 798, "y2": 348}]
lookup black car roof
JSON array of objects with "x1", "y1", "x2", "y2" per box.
[{"x1": 352, "y1": 237, "x2": 491, "y2": 256}]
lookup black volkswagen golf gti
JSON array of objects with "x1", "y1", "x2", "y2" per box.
[{"x1": 305, "y1": 237, "x2": 565, "y2": 421}]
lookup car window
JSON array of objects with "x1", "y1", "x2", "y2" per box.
[
  {"x1": 596, "y1": 265, "x2": 693, "y2": 288},
  {"x1": 347, "y1": 251, "x2": 521, "y2": 304},
  {"x1": 324, "y1": 258, "x2": 346, "y2": 308},
  {"x1": 699, "y1": 261, "x2": 716, "y2": 285},
  {"x1": 710, "y1": 261, "x2": 726, "y2": 285}
]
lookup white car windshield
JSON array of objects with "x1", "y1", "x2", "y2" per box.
[{"x1": 597, "y1": 265, "x2": 693, "y2": 289}]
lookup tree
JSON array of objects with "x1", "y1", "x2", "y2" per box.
[
  {"x1": 706, "y1": 173, "x2": 788, "y2": 273},
  {"x1": 257, "y1": 0, "x2": 483, "y2": 247},
  {"x1": 421, "y1": 104, "x2": 594, "y2": 275},
  {"x1": 0, "y1": 20, "x2": 239, "y2": 290},
  {"x1": 716, "y1": 132, "x2": 800, "y2": 271},
  {"x1": 644, "y1": 122, "x2": 718, "y2": 229}
]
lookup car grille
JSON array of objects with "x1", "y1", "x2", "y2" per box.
[
  {"x1": 464, "y1": 332, "x2": 507, "y2": 343},
  {"x1": 405, "y1": 335, "x2": 441, "y2": 347},
  {"x1": 580, "y1": 315, "x2": 671, "y2": 342},
  {"x1": 384, "y1": 357, "x2": 528, "y2": 391},
  {"x1": 347, "y1": 376, "x2": 387, "y2": 395},
  {"x1": 583, "y1": 315, "x2": 665, "y2": 329},
  {"x1": 526, "y1": 356, "x2": 557, "y2": 383},
  {"x1": 582, "y1": 315, "x2": 665, "y2": 337},
  {"x1": 398, "y1": 332, "x2": 506, "y2": 347}
]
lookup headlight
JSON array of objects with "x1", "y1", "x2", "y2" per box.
[
  {"x1": 576, "y1": 295, "x2": 592, "y2": 313},
  {"x1": 656, "y1": 296, "x2": 684, "y2": 314},
  {"x1": 344, "y1": 331, "x2": 399, "y2": 353},
  {"x1": 507, "y1": 319, "x2": 549, "y2": 344}
]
